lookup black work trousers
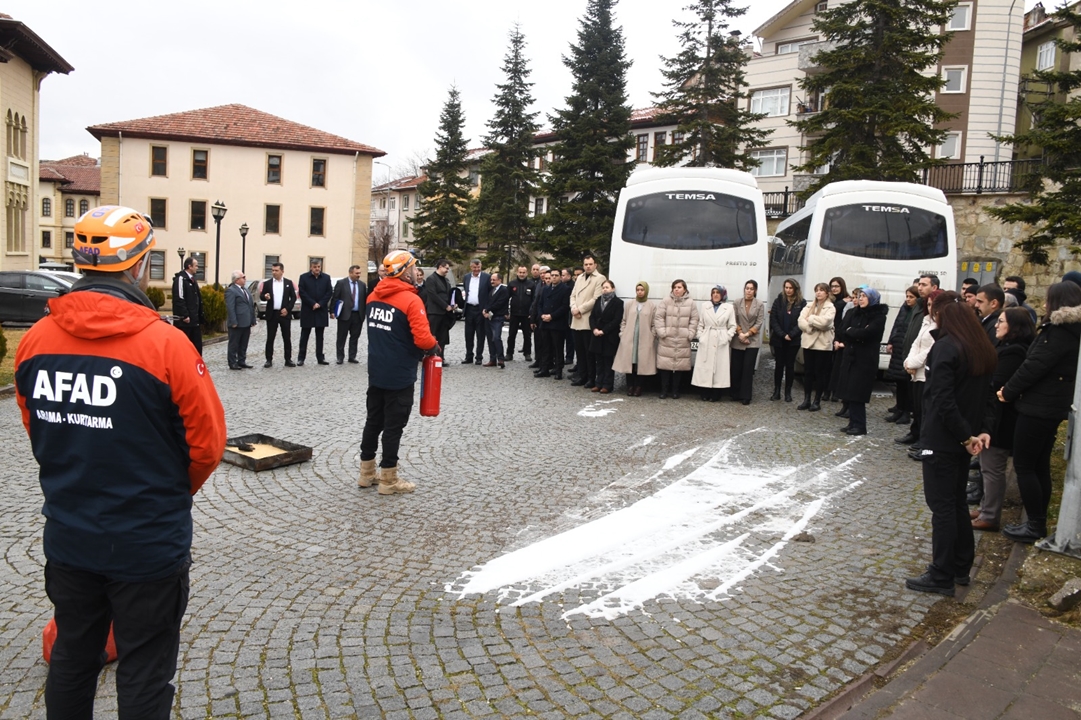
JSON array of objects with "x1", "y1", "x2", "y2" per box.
[
  {"x1": 464, "y1": 305, "x2": 486, "y2": 361},
  {"x1": 507, "y1": 315, "x2": 532, "y2": 356},
  {"x1": 336, "y1": 314, "x2": 363, "y2": 362},
  {"x1": 1013, "y1": 413, "x2": 1062, "y2": 523},
  {"x1": 773, "y1": 342, "x2": 799, "y2": 390},
  {"x1": 803, "y1": 348, "x2": 833, "y2": 395},
  {"x1": 297, "y1": 326, "x2": 325, "y2": 362},
  {"x1": 921, "y1": 451, "x2": 975, "y2": 582},
  {"x1": 360, "y1": 384, "x2": 415, "y2": 468},
  {"x1": 573, "y1": 329, "x2": 596, "y2": 383},
  {"x1": 729, "y1": 347, "x2": 759, "y2": 402},
  {"x1": 538, "y1": 327, "x2": 564, "y2": 374},
  {"x1": 265, "y1": 311, "x2": 292, "y2": 362},
  {"x1": 44, "y1": 560, "x2": 190, "y2": 720},
  {"x1": 227, "y1": 325, "x2": 251, "y2": 368},
  {"x1": 178, "y1": 323, "x2": 202, "y2": 356}
]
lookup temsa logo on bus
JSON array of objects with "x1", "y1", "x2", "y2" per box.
[
  {"x1": 665, "y1": 193, "x2": 716, "y2": 200},
  {"x1": 862, "y1": 205, "x2": 910, "y2": 213}
]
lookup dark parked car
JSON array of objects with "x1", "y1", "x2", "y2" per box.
[{"x1": 0, "y1": 271, "x2": 73, "y2": 324}]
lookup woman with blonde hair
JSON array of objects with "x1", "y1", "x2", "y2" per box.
[
  {"x1": 692, "y1": 285, "x2": 737, "y2": 401},
  {"x1": 654, "y1": 279, "x2": 699, "y2": 399},
  {"x1": 797, "y1": 282, "x2": 836, "y2": 411},
  {"x1": 613, "y1": 282, "x2": 658, "y2": 396}
]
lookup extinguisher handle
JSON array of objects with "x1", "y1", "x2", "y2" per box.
[{"x1": 424, "y1": 343, "x2": 442, "y2": 357}]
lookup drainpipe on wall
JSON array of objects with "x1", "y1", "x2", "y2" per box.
[
  {"x1": 351, "y1": 151, "x2": 358, "y2": 267},
  {"x1": 994, "y1": 0, "x2": 1021, "y2": 163},
  {"x1": 117, "y1": 131, "x2": 123, "y2": 204}
]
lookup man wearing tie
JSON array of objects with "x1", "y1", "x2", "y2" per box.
[
  {"x1": 261, "y1": 262, "x2": 297, "y2": 367},
  {"x1": 483, "y1": 272, "x2": 510, "y2": 368},
  {"x1": 225, "y1": 270, "x2": 257, "y2": 369},
  {"x1": 462, "y1": 259, "x2": 491, "y2": 365},
  {"x1": 331, "y1": 265, "x2": 367, "y2": 364}
]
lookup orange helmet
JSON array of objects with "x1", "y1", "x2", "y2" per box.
[
  {"x1": 72, "y1": 205, "x2": 155, "y2": 272},
  {"x1": 383, "y1": 249, "x2": 417, "y2": 279}
]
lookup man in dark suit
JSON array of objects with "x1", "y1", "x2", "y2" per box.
[
  {"x1": 225, "y1": 270, "x2": 257, "y2": 369},
  {"x1": 461, "y1": 258, "x2": 490, "y2": 365},
  {"x1": 421, "y1": 259, "x2": 454, "y2": 362},
  {"x1": 172, "y1": 256, "x2": 204, "y2": 354},
  {"x1": 261, "y1": 262, "x2": 297, "y2": 367},
  {"x1": 506, "y1": 265, "x2": 535, "y2": 362},
  {"x1": 483, "y1": 272, "x2": 510, "y2": 368},
  {"x1": 331, "y1": 265, "x2": 367, "y2": 364},
  {"x1": 975, "y1": 284, "x2": 1004, "y2": 346},
  {"x1": 297, "y1": 259, "x2": 332, "y2": 365},
  {"x1": 535, "y1": 269, "x2": 571, "y2": 379}
]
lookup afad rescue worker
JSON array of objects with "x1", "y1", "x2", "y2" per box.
[
  {"x1": 14, "y1": 206, "x2": 227, "y2": 719},
  {"x1": 358, "y1": 250, "x2": 440, "y2": 495}
]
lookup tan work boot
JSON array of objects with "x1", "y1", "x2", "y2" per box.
[
  {"x1": 358, "y1": 459, "x2": 377, "y2": 489},
  {"x1": 377, "y1": 465, "x2": 416, "y2": 495}
]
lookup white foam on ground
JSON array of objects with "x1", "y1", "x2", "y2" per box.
[{"x1": 577, "y1": 398, "x2": 624, "y2": 417}]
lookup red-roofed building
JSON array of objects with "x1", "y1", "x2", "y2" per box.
[
  {"x1": 0, "y1": 13, "x2": 72, "y2": 271},
  {"x1": 37, "y1": 154, "x2": 100, "y2": 268},
  {"x1": 86, "y1": 104, "x2": 386, "y2": 285}
]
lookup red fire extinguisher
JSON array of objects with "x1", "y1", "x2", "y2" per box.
[{"x1": 419, "y1": 354, "x2": 443, "y2": 417}]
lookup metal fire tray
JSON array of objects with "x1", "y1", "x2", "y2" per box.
[{"x1": 222, "y1": 434, "x2": 312, "y2": 472}]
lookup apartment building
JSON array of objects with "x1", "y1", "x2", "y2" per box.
[
  {"x1": 37, "y1": 154, "x2": 99, "y2": 268},
  {"x1": 745, "y1": 0, "x2": 1024, "y2": 194},
  {"x1": 87, "y1": 104, "x2": 385, "y2": 287},
  {"x1": 370, "y1": 174, "x2": 425, "y2": 259},
  {"x1": 1013, "y1": 2, "x2": 1081, "y2": 159},
  {"x1": 0, "y1": 13, "x2": 73, "y2": 271}
]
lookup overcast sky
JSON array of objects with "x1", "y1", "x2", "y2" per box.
[{"x1": 26, "y1": 0, "x2": 1043, "y2": 183}]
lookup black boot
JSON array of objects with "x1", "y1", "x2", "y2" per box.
[
  {"x1": 809, "y1": 391, "x2": 822, "y2": 412},
  {"x1": 784, "y1": 383, "x2": 793, "y2": 402},
  {"x1": 834, "y1": 402, "x2": 849, "y2": 418},
  {"x1": 770, "y1": 384, "x2": 781, "y2": 401},
  {"x1": 797, "y1": 390, "x2": 811, "y2": 410}
]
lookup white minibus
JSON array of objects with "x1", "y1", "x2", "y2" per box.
[{"x1": 768, "y1": 180, "x2": 956, "y2": 369}]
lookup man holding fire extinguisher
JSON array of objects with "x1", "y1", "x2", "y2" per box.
[{"x1": 358, "y1": 250, "x2": 440, "y2": 495}]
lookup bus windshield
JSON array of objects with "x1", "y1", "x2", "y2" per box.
[
  {"x1": 622, "y1": 192, "x2": 758, "y2": 250},
  {"x1": 820, "y1": 204, "x2": 948, "y2": 260}
]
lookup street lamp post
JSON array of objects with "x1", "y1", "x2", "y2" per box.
[
  {"x1": 177, "y1": 246, "x2": 185, "y2": 271},
  {"x1": 210, "y1": 200, "x2": 227, "y2": 287},
  {"x1": 239, "y1": 222, "x2": 249, "y2": 275}
]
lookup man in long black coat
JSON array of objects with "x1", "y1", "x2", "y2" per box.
[
  {"x1": 422, "y1": 259, "x2": 454, "y2": 361},
  {"x1": 297, "y1": 259, "x2": 332, "y2": 365},
  {"x1": 172, "y1": 256, "x2": 204, "y2": 354}
]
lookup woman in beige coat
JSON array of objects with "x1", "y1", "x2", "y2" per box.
[
  {"x1": 613, "y1": 281, "x2": 658, "y2": 396},
  {"x1": 796, "y1": 282, "x2": 836, "y2": 411},
  {"x1": 730, "y1": 279, "x2": 766, "y2": 405},
  {"x1": 653, "y1": 279, "x2": 699, "y2": 399},
  {"x1": 692, "y1": 285, "x2": 738, "y2": 401}
]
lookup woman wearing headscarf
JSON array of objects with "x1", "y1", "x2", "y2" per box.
[
  {"x1": 797, "y1": 282, "x2": 836, "y2": 411},
  {"x1": 730, "y1": 279, "x2": 766, "y2": 405},
  {"x1": 654, "y1": 279, "x2": 699, "y2": 399},
  {"x1": 999, "y1": 281, "x2": 1081, "y2": 543},
  {"x1": 769, "y1": 278, "x2": 806, "y2": 401},
  {"x1": 837, "y1": 286, "x2": 889, "y2": 435},
  {"x1": 692, "y1": 285, "x2": 738, "y2": 402},
  {"x1": 906, "y1": 298, "x2": 997, "y2": 596},
  {"x1": 588, "y1": 280, "x2": 624, "y2": 394},
  {"x1": 613, "y1": 282, "x2": 658, "y2": 396}
]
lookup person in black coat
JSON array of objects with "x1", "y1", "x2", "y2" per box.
[
  {"x1": 330, "y1": 266, "x2": 367, "y2": 364},
  {"x1": 769, "y1": 278, "x2": 805, "y2": 402},
  {"x1": 421, "y1": 260, "x2": 454, "y2": 361},
  {"x1": 825, "y1": 276, "x2": 851, "y2": 401},
  {"x1": 297, "y1": 259, "x2": 332, "y2": 365},
  {"x1": 588, "y1": 280, "x2": 624, "y2": 393},
  {"x1": 534, "y1": 270, "x2": 571, "y2": 379},
  {"x1": 906, "y1": 298, "x2": 997, "y2": 595},
  {"x1": 506, "y1": 266, "x2": 536, "y2": 362},
  {"x1": 529, "y1": 269, "x2": 550, "y2": 370},
  {"x1": 974, "y1": 308, "x2": 1036, "y2": 531},
  {"x1": 172, "y1": 256, "x2": 204, "y2": 354},
  {"x1": 884, "y1": 286, "x2": 918, "y2": 424},
  {"x1": 483, "y1": 273, "x2": 510, "y2": 368},
  {"x1": 999, "y1": 281, "x2": 1081, "y2": 543},
  {"x1": 837, "y1": 286, "x2": 889, "y2": 435}
]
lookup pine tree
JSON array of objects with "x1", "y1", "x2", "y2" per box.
[
  {"x1": 412, "y1": 86, "x2": 474, "y2": 263},
  {"x1": 790, "y1": 0, "x2": 957, "y2": 195},
  {"x1": 989, "y1": 6, "x2": 1081, "y2": 264},
  {"x1": 652, "y1": 0, "x2": 770, "y2": 170},
  {"x1": 542, "y1": 0, "x2": 634, "y2": 267},
  {"x1": 474, "y1": 25, "x2": 541, "y2": 275}
]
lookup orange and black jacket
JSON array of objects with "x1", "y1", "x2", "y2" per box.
[
  {"x1": 366, "y1": 276, "x2": 438, "y2": 390},
  {"x1": 15, "y1": 283, "x2": 226, "y2": 581}
]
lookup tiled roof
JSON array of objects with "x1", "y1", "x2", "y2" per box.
[
  {"x1": 0, "y1": 15, "x2": 73, "y2": 74},
  {"x1": 373, "y1": 174, "x2": 426, "y2": 192},
  {"x1": 51, "y1": 153, "x2": 99, "y2": 166},
  {"x1": 533, "y1": 107, "x2": 668, "y2": 144},
  {"x1": 40, "y1": 159, "x2": 101, "y2": 195},
  {"x1": 87, "y1": 104, "x2": 385, "y2": 157}
]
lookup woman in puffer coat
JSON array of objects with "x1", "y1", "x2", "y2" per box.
[
  {"x1": 654, "y1": 279, "x2": 699, "y2": 399},
  {"x1": 884, "y1": 286, "x2": 919, "y2": 424},
  {"x1": 796, "y1": 282, "x2": 836, "y2": 411},
  {"x1": 999, "y1": 281, "x2": 1081, "y2": 543},
  {"x1": 692, "y1": 285, "x2": 737, "y2": 402},
  {"x1": 837, "y1": 286, "x2": 889, "y2": 435}
]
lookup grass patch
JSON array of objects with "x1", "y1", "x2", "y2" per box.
[{"x1": 0, "y1": 327, "x2": 26, "y2": 387}]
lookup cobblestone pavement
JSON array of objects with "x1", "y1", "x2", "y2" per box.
[{"x1": 1, "y1": 320, "x2": 951, "y2": 719}]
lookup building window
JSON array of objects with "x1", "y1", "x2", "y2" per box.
[
  {"x1": 777, "y1": 38, "x2": 818, "y2": 54},
  {"x1": 636, "y1": 134, "x2": 649, "y2": 163},
  {"x1": 749, "y1": 148, "x2": 788, "y2": 177},
  {"x1": 815, "y1": 1, "x2": 828, "y2": 12},
  {"x1": 948, "y1": 3, "x2": 972, "y2": 31},
  {"x1": 190, "y1": 252, "x2": 206, "y2": 281},
  {"x1": 942, "y1": 67, "x2": 967, "y2": 93},
  {"x1": 149, "y1": 198, "x2": 167, "y2": 229},
  {"x1": 265, "y1": 204, "x2": 281, "y2": 234},
  {"x1": 311, "y1": 158, "x2": 326, "y2": 187},
  {"x1": 402, "y1": 194, "x2": 410, "y2": 211},
  {"x1": 267, "y1": 154, "x2": 282, "y2": 184},
  {"x1": 192, "y1": 149, "x2": 209, "y2": 180},
  {"x1": 190, "y1": 200, "x2": 207, "y2": 231},
  {"x1": 65, "y1": 231, "x2": 74, "y2": 248},
  {"x1": 41, "y1": 230, "x2": 52, "y2": 249},
  {"x1": 389, "y1": 197, "x2": 396, "y2": 211},
  {"x1": 539, "y1": 152, "x2": 549, "y2": 172},
  {"x1": 401, "y1": 220, "x2": 409, "y2": 239},
  {"x1": 151, "y1": 146, "x2": 168, "y2": 176},
  {"x1": 6, "y1": 111, "x2": 28, "y2": 160},
  {"x1": 310, "y1": 207, "x2": 325, "y2": 236},
  {"x1": 751, "y1": 87, "x2": 791, "y2": 117},
  {"x1": 1037, "y1": 41, "x2": 1056, "y2": 71},
  {"x1": 42, "y1": 197, "x2": 52, "y2": 217},
  {"x1": 534, "y1": 197, "x2": 545, "y2": 216},
  {"x1": 379, "y1": 197, "x2": 387, "y2": 209},
  {"x1": 264, "y1": 255, "x2": 280, "y2": 279},
  {"x1": 65, "y1": 198, "x2": 75, "y2": 217},
  {"x1": 79, "y1": 199, "x2": 89, "y2": 216},
  {"x1": 469, "y1": 169, "x2": 480, "y2": 186},
  {"x1": 937, "y1": 132, "x2": 962, "y2": 160},
  {"x1": 149, "y1": 250, "x2": 165, "y2": 280},
  {"x1": 653, "y1": 132, "x2": 667, "y2": 162},
  {"x1": 673, "y1": 131, "x2": 685, "y2": 146}
]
